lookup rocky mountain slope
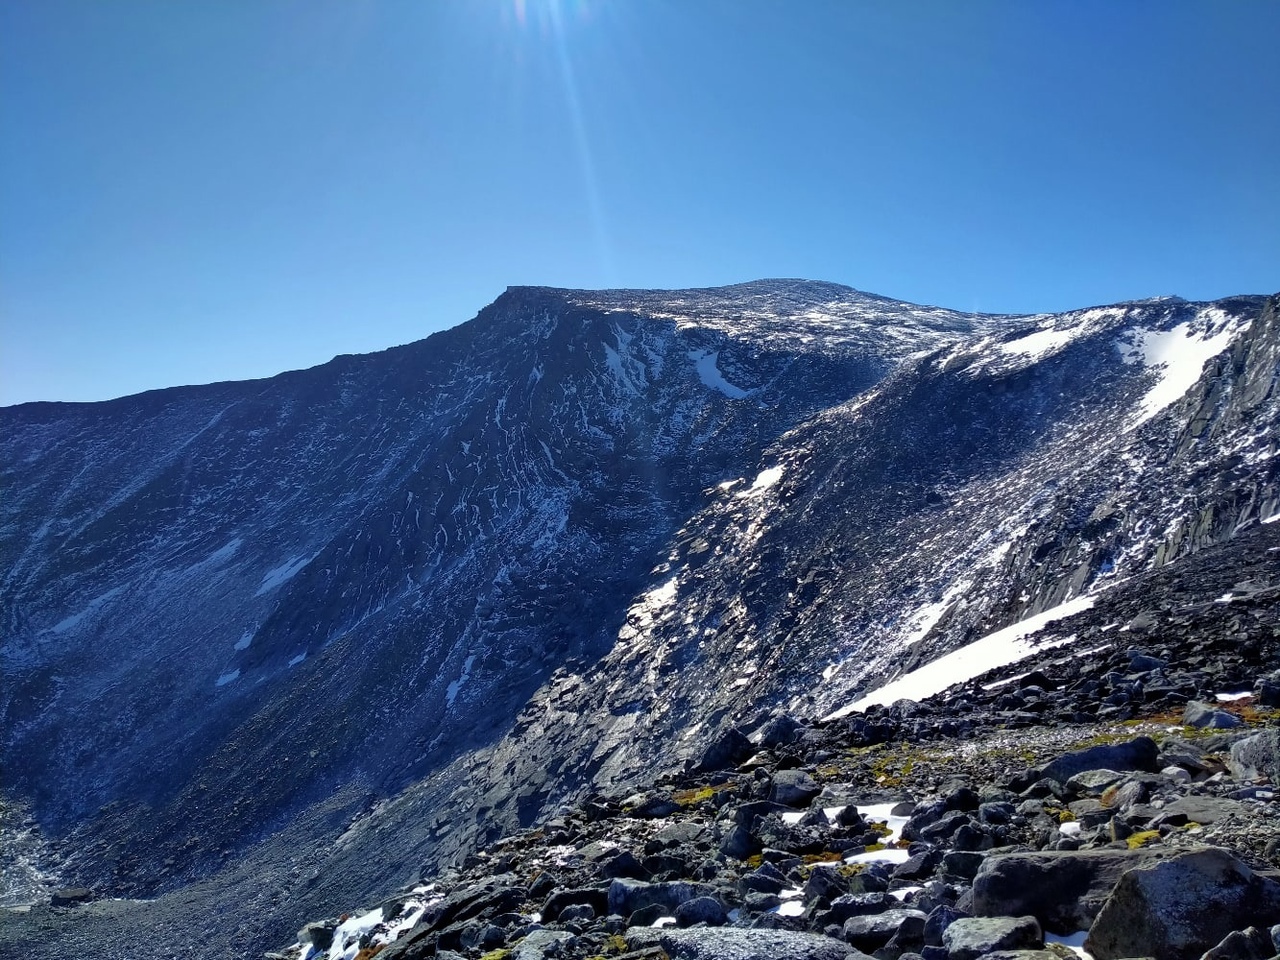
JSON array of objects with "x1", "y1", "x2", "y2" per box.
[{"x1": 1, "y1": 280, "x2": 1277, "y2": 959}]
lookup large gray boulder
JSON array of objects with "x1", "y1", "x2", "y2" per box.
[
  {"x1": 608, "y1": 877, "x2": 719, "y2": 917},
  {"x1": 942, "y1": 916, "x2": 1043, "y2": 960},
  {"x1": 1229, "y1": 730, "x2": 1280, "y2": 783},
  {"x1": 1183, "y1": 700, "x2": 1243, "y2": 728},
  {"x1": 626, "y1": 926, "x2": 873, "y2": 959},
  {"x1": 971, "y1": 848, "x2": 1173, "y2": 933},
  {"x1": 1040, "y1": 736, "x2": 1159, "y2": 784},
  {"x1": 841, "y1": 909, "x2": 927, "y2": 951},
  {"x1": 1085, "y1": 847, "x2": 1280, "y2": 960},
  {"x1": 770, "y1": 769, "x2": 822, "y2": 807}
]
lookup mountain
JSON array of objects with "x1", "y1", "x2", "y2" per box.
[{"x1": 1, "y1": 280, "x2": 1277, "y2": 958}]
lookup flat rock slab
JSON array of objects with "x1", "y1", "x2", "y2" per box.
[
  {"x1": 1163, "y1": 795, "x2": 1251, "y2": 825},
  {"x1": 943, "y1": 916, "x2": 1043, "y2": 960},
  {"x1": 626, "y1": 926, "x2": 874, "y2": 960}
]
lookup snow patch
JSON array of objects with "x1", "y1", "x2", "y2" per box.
[
  {"x1": 688, "y1": 349, "x2": 752, "y2": 399},
  {"x1": 1000, "y1": 325, "x2": 1080, "y2": 359},
  {"x1": 1119, "y1": 319, "x2": 1239, "y2": 429},
  {"x1": 327, "y1": 907, "x2": 383, "y2": 960},
  {"x1": 215, "y1": 669, "x2": 240, "y2": 687},
  {"x1": 256, "y1": 555, "x2": 313, "y2": 596},
  {"x1": 288, "y1": 652, "x2": 307, "y2": 667},
  {"x1": 233, "y1": 631, "x2": 253, "y2": 651},
  {"x1": 49, "y1": 586, "x2": 125, "y2": 634},
  {"x1": 828, "y1": 594, "x2": 1097, "y2": 717},
  {"x1": 745, "y1": 466, "x2": 783, "y2": 494},
  {"x1": 445, "y1": 655, "x2": 476, "y2": 707}
]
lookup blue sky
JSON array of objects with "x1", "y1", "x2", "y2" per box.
[{"x1": 2, "y1": 1, "x2": 1278, "y2": 405}]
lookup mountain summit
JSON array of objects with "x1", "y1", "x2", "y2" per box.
[{"x1": 2, "y1": 281, "x2": 1277, "y2": 957}]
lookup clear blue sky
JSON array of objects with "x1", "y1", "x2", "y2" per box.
[{"x1": 2, "y1": 1, "x2": 1278, "y2": 405}]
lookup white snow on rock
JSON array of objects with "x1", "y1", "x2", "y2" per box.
[
  {"x1": 327, "y1": 906, "x2": 383, "y2": 959},
  {"x1": 688, "y1": 349, "x2": 752, "y2": 399},
  {"x1": 445, "y1": 654, "x2": 476, "y2": 707},
  {"x1": 48, "y1": 586, "x2": 125, "y2": 634},
  {"x1": 215, "y1": 669, "x2": 240, "y2": 688},
  {"x1": 1000, "y1": 325, "x2": 1080, "y2": 359},
  {"x1": 1118, "y1": 315, "x2": 1240, "y2": 429},
  {"x1": 256, "y1": 555, "x2": 313, "y2": 596},
  {"x1": 826, "y1": 594, "x2": 1097, "y2": 717},
  {"x1": 746, "y1": 466, "x2": 784, "y2": 494}
]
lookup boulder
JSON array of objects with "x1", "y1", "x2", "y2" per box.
[
  {"x1": 1085, "y1": 847, "x2": 1280, "y2": 960},
  {"x1": 675, "y1": 895, "x2": 726, "y2": 927},
  {"x1": 841, "y1": 909, "x2": 927, "y2": 951},
  {"x1": 1162, "y1": 795, "x2": 1250, "y2": 826},
  {"x1": 511, "y1": 929, "x2": 575, "y2": 960},
  {"x1": 1200, "y1": 926, "x2": 1277, "y2": 960},
  {"x1": 971, "y1": 848, "x2": 1172, "y2": 934},
  {"x1": 689, "y1": 727, "x2": 754, "y2": 774},
  {"x1": 49, "y1": 887, "x2": 93, "y2": 908},
  {"x1": 1040, "y1": 737, "x2": 1159, "y2": 784},
  {"x1": 608, "y1": 877, "x2": 718, "y2": 917},
  {"x1": 627, "y1": 925, "x2": 873, "y2": 959},
  {"x1": 942, "y1": 916, "x2": 1043, "y2": 960},
  {"x1": 1230, "y1": 730, "x2": 1280, "y2": 783},
  {"x1": 1183, "y1": 701, "x2": 1243, "y2": 729},
  {"x1": 541, "y1": 886, "x2": 610, "y2": 921},
  {"x1": 758, "y1": 713, "x2": 807, "y2": 749},
  {"x1": 770, "y1": 769, "x2": 821, "y2": 807}
]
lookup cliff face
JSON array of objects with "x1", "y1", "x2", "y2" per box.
[{"x1": 1, "y1": 282, "x2": 1276, "y2": 957}]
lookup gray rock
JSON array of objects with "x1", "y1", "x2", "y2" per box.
[
  {"x1": 940, "y1": 850, "x2": 985, "y2": 880},
  {"x1": 771, "y1": 769, "x2": 822, "y2": 807},
  {"x1": 1256, "y1": 672, "x2": 1280, "y2": 707},
  {"x1": 941, "y1": 916, "x2": 1043, "y2": 960},
  {"x1": 1183, "y1": 701, "x2": 1243, "y2": 728},
  {"x1": 841, "y1": 909, "x2": 927, "y2": 950},
  {"x1": 608, "y1": 877, "x2": 718, "y2": 917},
  {"x1": 511, "y1": 929, "x2": 575, "y2": 960},
  {"x1": 1162, "y1": 795, "x2": 1250, "y2": 825},
  {"x1": 690, "y1": 727, "x2": 754, "y2": 774},
  {"x1": 627, "y1": 925, "x2": 874, "y2": 959},
  {"x1": 542, "y1": 886, "x2": 609, "y2": 921},
  {"x1": 971, "y1": 848, "x2": 1173, "y2": 934},
  {"x1": 758, "y1": 713, "x2": 807, "y2": 749},
  {"x1": 558, "y1": 902, "x2": 595, "y2": 922},
  {"x1": 1040, "y1": 737, "x2": 1159, "y2": 784},
  {"x1": 50, "y1": 887, "x2": 93, "y2": 908},
  {"x1": 296, "y1": 920, "x2": 336, "y2": 950},
  {"x1": 1064, "y1": 769, "x2": 1128, "y2": 795},
  {"x1": 924, "y1": 904, "x2": 966, "y2": 946},
  {"x1": 1230, "y1": 730, "x2": 1280, "y2": 783},
  {"x1": 1200, "y1": 926, "x2": 1276, "y2": 960},
  {"x1": 1085, "y1": 847, "x2": 1280, "y2": 960},
  {"x1": 675, "y1": 895, "x2": 726, "y2": 927}
]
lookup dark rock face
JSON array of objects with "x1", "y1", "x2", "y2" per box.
[
  {"x1": 971, "y1": 848, "x2": 1173, "y2": 934},
  {"x1": 1085, "y1": 847, "x2": 1280, "y2": 960}
]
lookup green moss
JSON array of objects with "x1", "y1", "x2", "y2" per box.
[
  {"x1": 1127, "y1": 830, "x2": 1161, "y2": 849},
  {"x1": 673, "y1": 781, "x2": 733, "y2": 806}
]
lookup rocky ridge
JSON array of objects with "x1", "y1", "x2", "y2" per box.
[{"x1": 3, "y1": 282, "x2": 1278, "y2": 959}]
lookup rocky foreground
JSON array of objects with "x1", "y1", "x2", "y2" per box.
[
  {"x1": 249, "y1": 529, "x2": 1280, "y2": 960},
  {"x1": 10, "y1": 529, "x2": 1280, "y2": 960}
]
